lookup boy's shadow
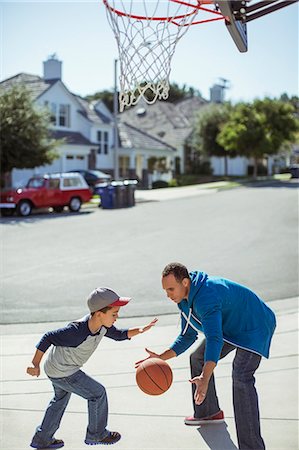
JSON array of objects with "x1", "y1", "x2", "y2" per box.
[{"x1": 197, "y1": 422, "x2": 238, "y2": 450}]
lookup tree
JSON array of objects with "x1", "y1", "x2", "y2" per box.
[
  {"x1": 192, "y1": 103, "x2": 232, "y2": 176},
  {"x1": 217, "y1": 99, "x2": 299, "y2": 177},
  {"x1": 0, "y1": 85, "x2": 60, "y2": 187},
  {"x1": 85, "y1": 89, "x2": 114, "y2": 112}
]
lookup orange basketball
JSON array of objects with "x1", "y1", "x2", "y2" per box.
[{"x1": 136, "y1": 358, "x2": 173, "y2": 395}]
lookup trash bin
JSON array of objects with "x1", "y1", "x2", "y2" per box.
[
  {"x1": 289, "y1": 164, "x2": 299, "y2": 178},
  {"x1": 95, "y1": 183, "x2": 116, "y2": 209},
  {"x1": 124, "y1": 179, "x2": 138, "y2": 207},
  {"x1": 111, "y1": 181, "x2": 126, "y2": 208},
  {"x1": 95, "y1": 180, "x2": 138, "y2": 209}
]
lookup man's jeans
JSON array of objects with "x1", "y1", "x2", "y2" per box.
[
  {"x1": 31, "y1": 370, "x2": 108, "y2": 447},
  {"x1": 190, "y1": 340, "x2": 265, "y2": 450}
]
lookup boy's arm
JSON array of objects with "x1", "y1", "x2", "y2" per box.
[
  {"x1": 127, "y1": 318, "x2": 158, "y2": 338},
  {"x1": 26, "y1": 349, "x2": 45, "y2": 377}
]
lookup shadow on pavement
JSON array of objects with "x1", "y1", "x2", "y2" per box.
[
  {"x1": 241, "y1": 179, "x2": 299, "y2": 189},
  {"x1": 0, "y1": 209, "x2": 94, "y2": 225},
  {"x1": 197, "y1": 422, "x2": 238, "y2": 450}
]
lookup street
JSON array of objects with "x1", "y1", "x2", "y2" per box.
[{"x1": 1, "y1": 181, "x2": 298, "y2": 324}]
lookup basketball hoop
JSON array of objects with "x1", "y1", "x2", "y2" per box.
[{"x1": 103, "y1": 0, "x2": 225, "y2": 112}]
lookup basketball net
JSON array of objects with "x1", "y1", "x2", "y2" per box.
[{"x1": 103, "y1": 0, "x2": 224, "y2": 112}]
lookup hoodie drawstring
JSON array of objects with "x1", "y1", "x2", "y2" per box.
[{"x1": 182, "y1": 308, "x2": 192, "y2": 335}]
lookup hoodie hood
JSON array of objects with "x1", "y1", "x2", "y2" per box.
[{"x1": 188, "y1": 271, "x2": 208, "y2": 308}]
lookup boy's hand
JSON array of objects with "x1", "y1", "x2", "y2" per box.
[
  {"x1": 135, "y1": 348, "x2": 160, "y2": 368},
  {"x1": 26, "y1": 366, "x2": 40, "y2": 377},
  {"x1": 138, "y1": 318, "x2": 158, "y2": 334}
]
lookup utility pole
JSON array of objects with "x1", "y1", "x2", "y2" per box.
[{"x1": 113, "y1": 59, "x2": 119, "y2": 180}]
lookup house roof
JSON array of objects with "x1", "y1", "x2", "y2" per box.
[
  {"x1": 0, "y1": 73, "x2": 112, "y2": 126},
  {"x1": 118, "y1": 121, "x2": 176, "y2": 152},
  {"x1": 75, "y1": 96, "x2": 111, "y2": 125},
  {"x1": 175, "y1": 96, "x2": 210, "y2": 123},
  {"x1": 0, "y1": 73, "x2": 55, "y2": 99},
  {"x1": 118, "y1": 98, "x2": 193, "y2": 149},
  {"x1": 51, "y1": 130, "x2": 94, "y2": 146}
]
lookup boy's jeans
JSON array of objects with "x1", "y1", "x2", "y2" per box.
[
  {"x1": 31, "y1": 370, "x2": 108, "y2": 447},
  {"x1": 190, "y1": 340, "x2": 265, "y2": 450}
]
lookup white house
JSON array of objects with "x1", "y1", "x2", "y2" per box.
[{"x1": 1, "y1": 55, "x2": 182, "y2": 188}]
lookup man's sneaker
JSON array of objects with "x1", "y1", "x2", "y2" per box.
[
  {"x1": 85, "y1": 431, "x2": 121, "y2": 445},
  {"x1": 184, "y1": 410, "x2": 225, "y2": 426},
  {"x1": 30, "y1": 439, "x2": 64, "y2": 449}
]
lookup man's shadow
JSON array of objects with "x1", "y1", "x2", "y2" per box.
[{"x1": 197, "y1": 422, "x2": 238, "y2": 450}]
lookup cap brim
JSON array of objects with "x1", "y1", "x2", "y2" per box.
[{"x1": 110, "y1": 297, "x2": 131, "y2": 307}]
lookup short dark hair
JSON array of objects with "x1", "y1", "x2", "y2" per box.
[
  {"x1": 91, "y1": 305, "x2": 112, "y2": 316},
  {"x1": 162, "y1": 262, "x2": 189, "y2": 282}
]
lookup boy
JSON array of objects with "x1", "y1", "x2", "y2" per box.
[
  {"x1": 27, "y1": 287, "x2": 157, "y2": 448},
  {"x1": 137, "y1": 263, "x2": 276, "y2": 450}
]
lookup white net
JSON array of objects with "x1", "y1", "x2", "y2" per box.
[{"x1": 104, "y1": 0, "x2": 200, "y2": 112}]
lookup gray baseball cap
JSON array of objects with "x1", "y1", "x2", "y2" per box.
[{"x1": 87, "y1": 287, "x2": 131, "y2": 313}]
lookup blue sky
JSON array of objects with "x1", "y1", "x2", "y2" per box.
[{"x1": 1, "y1": 1, "x2": 298, "y2": 103}]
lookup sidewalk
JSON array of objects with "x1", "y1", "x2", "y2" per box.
[{"x1": 1, "y1": 297, "x2": 298, "y2": 450}]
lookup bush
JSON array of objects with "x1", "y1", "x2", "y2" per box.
[
  {"x1": 168, "y1": 178, "x2": 179, "y2": 187},
  {"x1": 152, "y1": 180, "x2": 169, "y2": 189}
]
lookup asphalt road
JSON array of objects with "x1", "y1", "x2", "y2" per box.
[{"x1": 1, "y1": 181, "x2": 298, "y2": 324}]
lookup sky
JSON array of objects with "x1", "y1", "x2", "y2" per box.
[{"x1": 0, "y1": 0, "x2": 298, "y2": 104}]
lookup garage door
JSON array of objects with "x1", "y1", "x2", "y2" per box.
[{"x1": 65, "y1": 155, "x2": 87, "y2": 171}]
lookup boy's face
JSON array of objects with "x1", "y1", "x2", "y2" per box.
[
  {"x1": 162, "y1": 274, "x2": 190, "y2": 304},
  {"x1": 100, "y1": 306, "x2": 120, "y2": 327}
]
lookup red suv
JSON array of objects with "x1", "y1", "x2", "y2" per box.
[{"x1": 0, "y1": 173, "x2": 92, "y2": 217}]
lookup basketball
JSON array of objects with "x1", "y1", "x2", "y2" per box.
[{"x1": 136, "y1": 358, "x2": 173, "y2": 395}]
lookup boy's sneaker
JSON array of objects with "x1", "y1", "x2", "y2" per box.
[
  {"x1": 30, "y1": 439, "x2": 64, "y2": 449},
  {"x1": 85, "y1": 431, "x2": 121, "y2": 445},
  {"x1": 184, "y1": 410, "x2": 225, "y2": 426}
]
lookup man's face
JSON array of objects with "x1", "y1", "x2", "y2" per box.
[{"x1": 162, "y1": 274, "x2": 189, "y2": 304}]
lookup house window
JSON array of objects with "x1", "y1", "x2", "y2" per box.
[
  {"x1": 97, "y1": 130, "x2": 109, "y2": 155},
  {"x1": 44, "y1": 101, "x2": 70, "y2": 127},
  {"x1": 59, "y1": 104, "x2": 70, "y2": 127}
]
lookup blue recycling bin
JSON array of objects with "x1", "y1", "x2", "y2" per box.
[
  {"x1": 289, "y1": 164, "x2": 299, "y2": 178},
  {"x1": 95, "y1": 183, "x2": 116, "y2": 209}
]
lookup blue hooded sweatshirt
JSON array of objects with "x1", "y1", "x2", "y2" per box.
[{"x1": 170, "y1": 271, "x2": 276, "y2": 363}]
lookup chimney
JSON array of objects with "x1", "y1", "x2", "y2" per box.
[
  {"x1": 43, "y1": 54, "x2": 62, "y2": 81},
  {"x1": 210, "y1": 84, "x2": 224, "y2": 104}
]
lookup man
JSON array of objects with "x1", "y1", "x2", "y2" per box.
[{"x1": 138, "y1": 262, "x2": 276, "y2": 450}]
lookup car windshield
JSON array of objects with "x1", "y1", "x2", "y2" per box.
[{"x1": 27, "y1": 178, "x2": 45, "y2": 188}]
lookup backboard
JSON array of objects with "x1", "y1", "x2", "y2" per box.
[{"x1": 215, "y1": 1, "x2": 248, "y2": 52}]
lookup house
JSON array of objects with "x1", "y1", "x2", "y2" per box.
[
  {"x1": 0, "y1": 55, "x2": 117, "y2": 187},
  {"x1": 1, "y1": 55, "x2": 181, "y2": 188}
]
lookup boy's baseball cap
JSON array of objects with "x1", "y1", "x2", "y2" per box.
[{"x1": 87, "y1": 287, "x2": 131, "y2": 313}]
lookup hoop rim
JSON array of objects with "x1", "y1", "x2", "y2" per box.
[{"x1": 103, "y1": 0, "x2": 224, "y2": 23}]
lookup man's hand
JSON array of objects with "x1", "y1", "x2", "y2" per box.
[
  {"x1": 135, "y1": 348, "x2": 160, "y2": 368},
  {"x1": 190, "y1": 375, "x2": 209, "y2": 405},
  {"x1": 26, "y1": 366, "x2": 40, "y2": 377}
]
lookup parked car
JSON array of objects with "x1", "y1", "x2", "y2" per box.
[
  {"x1": 0, "y1": 172, "x2": 92, "y2": 217},
  {"x1": 67, "y1": 170, "x2": 111, "y2": 189}
]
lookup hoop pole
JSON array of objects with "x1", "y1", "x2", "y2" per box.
[{"x1": 113, "y1": 59, "x2": 119, "y2": 179}]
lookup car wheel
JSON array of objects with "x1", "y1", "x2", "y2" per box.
[
  {"x1": 69, "y1": 197, "x2": 81, "y2": 212},
  {"x1": 17, "y1": 200, "x2": 32, "y2": 217},
  {"x1": 53, "y1": 206, "x2": 64, "y2": 213}
]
